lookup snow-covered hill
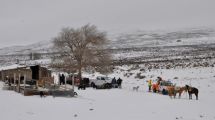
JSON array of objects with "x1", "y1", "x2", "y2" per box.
[
  {"x1": 0, "y1": 40, "x2": 53, "y2": 55},
  {"x1": 0, "y1": 27, "x2": 215, "y2": 66},
  {"x1": 108, "y1": 27, "x2": 215, "y2": 48},
  {"x1": 0, "y1": 27, "x2": 214, "y2": 55}
]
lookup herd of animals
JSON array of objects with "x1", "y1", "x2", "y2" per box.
[{"x1": 167, "y1": 85, "x2": 199, "y2": 100}]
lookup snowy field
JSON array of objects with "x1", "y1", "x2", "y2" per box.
[{"x1": 1, "y1": 66, "x2": 215, "y2": 120}]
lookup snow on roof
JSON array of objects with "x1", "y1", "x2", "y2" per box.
[{"x1": 0, "y1": 64, "x2": 26, "y2": 71}]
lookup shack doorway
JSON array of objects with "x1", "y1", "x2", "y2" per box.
[{"x1": 30, "y1": 65, "x2": 39, "y2": 80}]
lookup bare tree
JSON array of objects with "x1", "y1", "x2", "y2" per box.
[{"x1": 51, "y1": 24, "x2": 112, "y2": 79}]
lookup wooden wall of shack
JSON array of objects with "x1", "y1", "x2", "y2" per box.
[
  {"x1": 0, "y1": 67, "x2": 32, "y2": 82},
  {"x1": 0, "y1": 65, "x2": 53, "y2": 96},
  {"x1": 0, "y1": 65, "x2": 52, "y2": 83}
]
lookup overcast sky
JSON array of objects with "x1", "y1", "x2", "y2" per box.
[{"x1": 0, "y1": 0, "x2": 215, "y2": 48}]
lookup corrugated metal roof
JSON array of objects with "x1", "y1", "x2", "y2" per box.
[{"x1": 0, "y1": 64, "x2": 26, "y2": 71}]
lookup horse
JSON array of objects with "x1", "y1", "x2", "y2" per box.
[
  {"x1": 167, "y1": 86, "x2": 175, "y2": 98},
  {"x1": 185, "y1": 85, "x2": 199, "y2": 100},
  {"x1": 167, "y1": 86, "x2": 186, "y2": 99},
  {"x1": 174, "y1": 86, "x2": 186, "y2": 98}
]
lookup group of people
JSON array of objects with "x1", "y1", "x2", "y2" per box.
[
  {"x1": 111, "y1": 77, "x2": 123, "y2": 88},
  {"x1": 147, "y1": 77, "x2": 163, "y2": 92}
]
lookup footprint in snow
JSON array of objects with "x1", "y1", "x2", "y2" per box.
[
  {"x1": 175, "y1": 116, "x2": 183, "y2": 119},
  {"x1": 199, "y1": 114, "x2": 204, "y2": 118},
  {"x1": 26, "y1": 112, "x2": 34, "y2": 115}
]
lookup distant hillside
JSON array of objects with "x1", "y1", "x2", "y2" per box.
[
  {"x1": 0, "y1": 27, "x2": 215, "y2": 66},
  {"x1": 108, "y1": 27, "x2": 215, "y2": 49},
  {"x1": 0, "y1": 40, "x2": 53, "y2": 55},
  {"x1": 0, "y1": 27, "x2": 215, "y2": 55}
]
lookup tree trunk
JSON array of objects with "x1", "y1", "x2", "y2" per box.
[{"x1": 77, "y1": 60, "x2": 82, "y2": 82}]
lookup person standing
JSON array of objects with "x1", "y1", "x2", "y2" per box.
[
  {"x1": 62, "y1": 74, "x2": 65, "y2": 85},
  {"x1": 117, "y1": 77, "x2": 122, "y2": 88},
  {"x1": 157, "y1": 77, "x2": 162, "y2": 85},
  {"x1": 148, "y1": 79, "x2": 152, "y2": 92},
  {"x1": 111, "y1": 77, "x2": 117, "y2": 88}
]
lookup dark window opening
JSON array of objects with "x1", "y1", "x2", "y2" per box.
[{"x1": 30, "y1": 65, "x2": 39, "y2": 80}]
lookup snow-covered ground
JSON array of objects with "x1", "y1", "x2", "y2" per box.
[{"x1": 1, "y1": 66, "x2": 215, "y2": 120}]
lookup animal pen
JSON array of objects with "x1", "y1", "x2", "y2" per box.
[{"x1": 0, "y1": 65, "x2": 53, "y2": 96}]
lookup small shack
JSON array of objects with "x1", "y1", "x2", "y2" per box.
[{"x1": 0, "y1": 64, "x2": 53, "y2": 95}]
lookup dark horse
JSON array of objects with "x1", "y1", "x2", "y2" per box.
[{"x1": 185, "y1": 85, "x2": 199, "y2": 100}]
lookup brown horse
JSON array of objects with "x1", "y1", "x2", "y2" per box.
[
  {"x1": 167, "y1": 86, "x2": 175, "y2": 98},
  {"x1": 173, "y1": 86, "x2": 186, "y2": 98},
  {"x1": 185, "y1": 85, "x2": 199, "y2": 100},
  {"x1": 167, "y1": 86, "x2": 186, "y2": 99}
]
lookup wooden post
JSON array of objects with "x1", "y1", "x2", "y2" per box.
[
  {"x1": 36, "y1": 81, "x2": 38, "y2": 89},
  {"x1": 24, "y1": 74, "x2": 26, "y2": 92},
  {"x1": 65, "y1": 75, "x2": 67, "y2": 89},
  {"x1": 43, "y1": 79, "x2": 45, "y2": 88},
  {"x1": 14, "y1": 73, "x2": 16, "y2": 90},
  {"x1": 18, "y1": 73, "x2": 20, "y2": 93},
  {"x1": 72, "y1": 73, "x2": 74, "y2": 91}
]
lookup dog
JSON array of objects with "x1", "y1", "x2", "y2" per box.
[
  {"x1": 39, "y1": 91, "x2": 45, "y2": 98},
  {"x1": 133, "y1": 86, "x2": 139, "y2": 91},
  {"x1": 78, "y1": 84, "x2": 86, "y2": 90}
]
